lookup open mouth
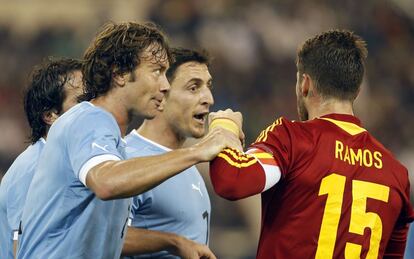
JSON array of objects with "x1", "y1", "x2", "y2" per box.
[{"x1": 193, "y1": 112, "x2": 208, "y2": 124}]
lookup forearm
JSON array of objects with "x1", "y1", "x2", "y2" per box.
[
  {"x1": 13, "y1": 240, "x2": 17, "y2": 259},
  {"x1": 87, "y1": 147, "x2": 201, "y2": 200},
  {"x1": 121, "y1": 227, "x2": 183, "y2": 256}
]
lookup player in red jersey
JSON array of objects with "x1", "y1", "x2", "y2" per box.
[{"x1": 209, "y1": 30, "x2": 414, "y2": 258}]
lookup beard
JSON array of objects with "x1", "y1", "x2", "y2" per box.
[{"x1": 297, "y1": 95, "x2": 309, "y2": 121}]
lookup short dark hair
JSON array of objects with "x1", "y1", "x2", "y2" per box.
[
  {"x1": 80, "y1": 21, "x2": 172, "y2": 101},
  {"x1": 24, "y1": 58, "x2": 82, "y2": 143},
  {"x1": 297, "y1": 29, "x2": 368, "y2": 100},
  {"x1": 166, "y1": 48, "x2": 211, "y2": 82}
]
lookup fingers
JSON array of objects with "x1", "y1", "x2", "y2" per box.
[
  {"x1": 211, "y1": 127, "x2": 242, "y2": 151},
  {"x1": 239, "y1": 129, "x2": 246, "y2": 147},
  {"x1": 225, "y1": 130, "x2": 243, "y2": 151},
  {"x1": 197, "y1": 245, "x2": 217, "y2": 259},
  {"x1": 209, "y1": 108, "x2": 242, "y2": 127},
  {"x1": 209, "y1": 109, "x2": 244, "y2": 143}
]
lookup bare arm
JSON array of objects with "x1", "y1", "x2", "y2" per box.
[
  {"x1": 86, "y1": 127, "x2": 242, "y2": 200},
  {"x1": 13, "y1": 240, "x2": 17, "y2": 259},
  {"x1": 122, "y1": 227, "x2": 216, "y2": 259}
]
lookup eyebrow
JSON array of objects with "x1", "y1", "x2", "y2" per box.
[
  {"x1": 187, "y1": 77, "x2": 212, "y2": 84},
  {"x1": 150, "y1": 62, "x2": 169, "y2": 70}
]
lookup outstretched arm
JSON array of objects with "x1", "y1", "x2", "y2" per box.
[
  {"x1": 122, "y1": 227, "x2": 216, "y2": 259},
  {"x1": 86, "y1": 127, "x2": 242, "y2": 200}
]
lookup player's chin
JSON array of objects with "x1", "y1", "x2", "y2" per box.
[
  {"x1": 190, "y1": 127, "x2": 206, "y2": 139},
  {"x1": 141, "y1": 109, "x2": 159, "y2": 120}
]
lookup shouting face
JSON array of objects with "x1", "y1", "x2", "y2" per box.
[{"x1": 162, "y1": 61, "x2": 214, "y2": 139}]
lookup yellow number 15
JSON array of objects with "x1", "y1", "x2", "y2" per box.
[{"x1": 315, "y1": 173, "x2": 390, "y2": 259}]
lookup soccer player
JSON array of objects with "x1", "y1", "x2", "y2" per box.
[
  {"x1": 18, "y1": 22, "x2": 241, "y2": 259},
  {"x1": 122, "y1": 48, "x2": 214, "y2": 258},
  {"x1": 209, "y1": 30, "x2": 414, "y2": 258},
  {"x1": 0, "y1": 58, "x2": 83, "y2": 259}
]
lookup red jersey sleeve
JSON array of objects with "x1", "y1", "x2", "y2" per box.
[
  {"x1": 210, "y1": 117, "x2": 288, "y2": 200},
  {"x1": 210, "y1": 148, "x2": 267, "y2": 200}
]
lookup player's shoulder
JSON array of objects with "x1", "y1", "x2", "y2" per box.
[
  {"x1": 255, "y1": 116, "x2": 313, "y2": 142},
  {"x1": 263, "y1": 116, "x2": 318, "y2": 131},
  {"x1": 370, "y1": 135, "x2": 408, "y2": 174},
  {"x1": 1, "y1": 140, "x2": 44, "y2": 187},
  {"x1": 71, "y1": 102, "x2": 115, "y2": 124},
  {"x1": 63, "y1": 102, "x2": 119, "y2": 134},
  {"x1": 125, "y1": 130, "x2": 167, "y2": 158}
]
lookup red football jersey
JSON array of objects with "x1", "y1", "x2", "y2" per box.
[{"x1": 210, "y1": 113, "x2": 414, "y2": 259}]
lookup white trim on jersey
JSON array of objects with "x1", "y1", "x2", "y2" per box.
[
  {"x1": 13, "y1": 230, "x2": 19, "y2": 241},
  {"x1": 246, "y1": 149, "x2": 281, "y2": 192},
  {"x1": 85, "y1": 101, "x2": 95, "y2": 107},
  {"x1": 79, "y1": 154, "x2": 121, "y2": 186},
  {"x1": 261, "y1": 164, "x2": 281, "y2": 191},
  {"x1": 131, "y1": 130, "x2": 172, "y2": 152}
]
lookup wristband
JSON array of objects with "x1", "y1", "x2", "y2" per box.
[{"x1": 209, "y1": 118, "x2": 239, "y2": 136}]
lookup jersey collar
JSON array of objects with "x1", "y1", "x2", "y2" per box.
[
  {"x1": 319, "y1": 113, "x2": 362, "y2": 126},
  {"x1": 318, "y1": 114, "x2": 365, "y2": 136}
]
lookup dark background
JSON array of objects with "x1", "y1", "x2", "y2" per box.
[{"x1": 0, "y1": 1, "x2": 413, "y2": 258}]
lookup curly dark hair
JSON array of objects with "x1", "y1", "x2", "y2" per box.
[
  {"x1": 166, "y1": 47, "x2": 211, "y2": 82},
  {"x1": 297, "y1": 29, "x2": 368, "y2": 100},
  {"x1": 24, "y1": 58, "x2": 82, "y2": 143},
  {"x1": 80, "y1": 21, "x2": 172, "y2": 101}
]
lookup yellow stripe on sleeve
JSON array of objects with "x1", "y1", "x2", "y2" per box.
[
  {"x1": 251, "y1": 152, "x2": 274, "y2": 159},
  {"x1": 217, "y1": 153, "x2": 258, "y2": 168},
  {"x1": 222, "y1": 148, "x2": 254, "y2": 162}
]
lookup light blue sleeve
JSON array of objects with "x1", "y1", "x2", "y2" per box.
[
  {"x1": 405, "y1": 224, "x2": 414, "y2": 258},
  {"x1": 6, "y1": 156, "x2": 37, "y2": 232},
  {"x1": 7, "y1": 183, "x2": 26, "y2": 231},
  {"x1": 67, "y1": 111, "x2": 123, "y2": 179}
]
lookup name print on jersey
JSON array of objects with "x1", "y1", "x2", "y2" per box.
[{"x1": 335, "y1": 140, "x2": 383, "y2": 169}]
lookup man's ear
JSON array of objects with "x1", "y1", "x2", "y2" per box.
[
  {"x1": 300, "y1": 73, "x2": 311, "y2": 97},
  {"x1": 112, "y1": 73, "x2": 127, "y2": 87},
  {"x1": 42, "y1": 110, "x2": 59, "y2": 126},
  {"x1": 301, "y1": 73, "x2": 318, "y2": 98}
]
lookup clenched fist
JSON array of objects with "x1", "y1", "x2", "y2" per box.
[{"x1": 208, "y1": 109, "x2": 245, "y2": 143}]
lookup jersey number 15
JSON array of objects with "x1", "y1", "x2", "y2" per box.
[{"x1": 315, "y1": 173, "x2": 390, "y2": 259}]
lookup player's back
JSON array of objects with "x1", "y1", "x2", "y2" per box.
[
  {"x1": 255, "y1": 114, "x2": 413, "y2": 259},
  {"x1": 0, "y1": 139, "x2": 45, "y2": 259}
]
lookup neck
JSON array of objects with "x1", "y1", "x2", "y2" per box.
[
  {"x1": 308, "y1": 98, "x2": 354, "y2": 120},
  {"x1": 136, "y1": 116, "x2": 185, "y2": 150},
  {"x1": 91, "y1": 93, "x2": 130, "y2": 137}
]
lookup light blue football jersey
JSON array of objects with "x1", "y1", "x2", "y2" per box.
[
  {"x1": 17, "y1": 102, "x2": 130, "y2": 259},
  {"x1": 0, "y1": 139, "x2": 45, "y2": 259},
  {"x1": 124, "y1": 130, "x2": 211, "y2": 259}
]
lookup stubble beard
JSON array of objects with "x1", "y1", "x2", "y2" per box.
[{"x1": 297, "y1": 96, "x2": 309, "y2": 121}]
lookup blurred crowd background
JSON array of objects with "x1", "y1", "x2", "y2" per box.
[{"x1": 0, "y1": 0, "x2": 413, "y2": 258}]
